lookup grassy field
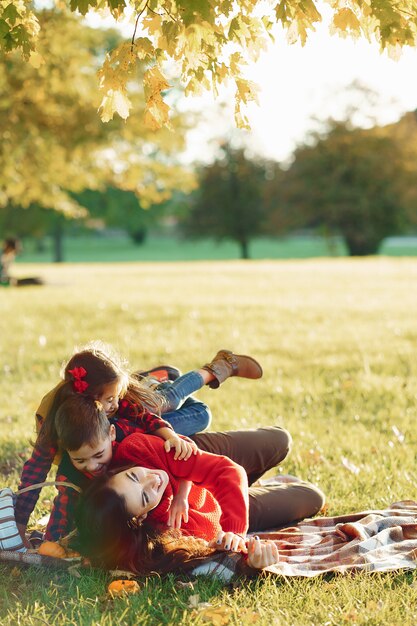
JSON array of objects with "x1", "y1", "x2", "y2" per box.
[
  {"x1": 14, "y1": 233, "x2": 417, "y2": 263},
  {"x1": 1, "y1": 258, "x2": 417, "y2": 625}
]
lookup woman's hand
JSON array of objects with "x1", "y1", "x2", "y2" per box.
[
  {"x1": 209, "y1": 531, "x2": 247, "y2": 553},
  {"x1": 164, "y1": 435, "x2": 198, "y2": 460},
  {"x1": 167, "y1": 494, "x2": 189, "y2": 529},
  {"x1": 246, "y1": 536, "x2": 279, "y2": 569}
]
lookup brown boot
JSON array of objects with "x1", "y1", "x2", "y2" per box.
[{"x1": 202, "y1": 349, "x2": 263, "y2": 389}]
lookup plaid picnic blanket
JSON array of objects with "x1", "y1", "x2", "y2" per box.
[
  {"x1": 255, "y1": 500, "x2": 417, "y2": 577},
  {"x1": 0, "y1": 549, "x2": 77, "y2": 570},
  {"x1": 2, "y1": 501, "x2": 417, "y2": 579}
]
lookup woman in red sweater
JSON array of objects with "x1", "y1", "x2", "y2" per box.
[{"x1": 75, "y1": 433, "x2": 324, "y2": 575}]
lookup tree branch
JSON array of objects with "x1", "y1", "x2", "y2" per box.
[{"x1": 131, "y1": 0, "x2": 149, "y2": 52}]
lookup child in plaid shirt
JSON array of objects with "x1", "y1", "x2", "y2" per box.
[
  {"x1": 15, "y1": 342, "x2": 263, "y2": 543},
  {"x1": 39, "y1": 395, "x2": 199, "y2": 541}
]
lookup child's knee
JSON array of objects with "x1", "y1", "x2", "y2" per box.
[{"x1": 197, "y1": 403, "x2": 212, "y2": 431}]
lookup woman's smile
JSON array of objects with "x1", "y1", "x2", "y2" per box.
[{"x1": 109, "y1": 466, "x2": 169, "y2": 518}]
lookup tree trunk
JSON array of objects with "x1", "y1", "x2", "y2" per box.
[
  {"x1": 344, "y1": 234, "x2": 380, "y2": 256},
  {"x1": 53, "y1": 216, "x2": 64, "y2": 262},
  {"x1": 239, "y1": 239, "x2": 250, "y2": 259}
]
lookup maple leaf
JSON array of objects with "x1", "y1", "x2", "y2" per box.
[
  {"x1": 236, "y1": 78, "x2": 259, "y2": 105},
  {"x1": 160, "y1": 21, "x2": 180, "y2": 56},
  {"x1": 143, "y1": 65, "x2": 170, "y2": 99},
  {"x1": 135, "y1": 36, "x2": 154, "y2": 60},
  {"x1": 0, "y1": 18, "x2": 10, "y2": 38},
  {"x1": 107, "y1": 0, "x2": 125, "y2": 12},
  {"x1": 234, "y1": 101, "x2": 250, "y2": 130},
  {"x1": 142, "y1": 13, "x2": 163, "y2": 37},
  {"x1": 69, "y1": 0, "x2": 96, "y2": 16},
  {"x1": 99, "y1": 89, "x2": 132, "y2": 122},
  {"x1": 3, "y1": 3, "x2": 19, "y2": 26},
  {"x1": 331, "y1": 8, "x2": 361, "y2": 37},
  {"x1": 180, "y1": 0, "x2": 214, "y2": 26},
  {"x1": 11, "y1": 23, "x2": 32, "y2": 57},
  {"x1": 144, "y1": 96, "x2": 171, "y2": 130}
]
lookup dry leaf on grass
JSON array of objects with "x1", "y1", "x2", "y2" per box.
[
  {"x1": 176, "y1": 580, "x2": 195, "y2": 590},
  {"x1": 238, "y1": 609, "x2": 261, "y2": 623},
  {"x1": 38, "y1": 541, "x2": 67, "y2": 558},
  {"x1": 199, "y1": 605, "x2": 232, "y2": 625},
  {"x1": 67, "y1": 565, "x2": 81, "y2": 578},
  {"x1": 188, "y1": 594, "x2": 203, "y2": 608},
  {"x1": 108, "y1": 579, "x2": 140, "y2": 597},
  {"x1": 10, "y1": 567, "x2": 21, "y2": 578}
]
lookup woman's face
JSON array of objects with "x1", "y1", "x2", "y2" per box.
[{"x1": 109, "y1": 466, "x2": 169, "y2": 520}]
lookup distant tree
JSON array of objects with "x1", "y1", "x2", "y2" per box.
[
  {"x1": 281, "y1": 120, "x2": 416, "y2": 255},
  {"x1": 182, "y1": 145, "x2": 275, "y2": 259},
  {"x1": 0, "y1": 8, "x2": 193, "y2": 217},
  {"x1": 75, "y1": 187, "x2": 170, "y2": 244}
]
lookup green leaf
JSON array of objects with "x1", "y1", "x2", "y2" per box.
[
  {"x1": 2, "y1": 30, "x2": 13, "y2": 51},
  {"x1": 0, "y1": 19, "x2": 10, "y2": 38},
  {"x1": 2, "y1": 4, "x2": 19, "y2": 26},
  {"x1": 178, "y1": 0, "x2": 214, "y2": 26},
  {"x1": 107, "y1": 0, "x2": 126, "y2": 12},
  {"x1": 69, "y1": 0, "x2": 96, "y2": 16},
  {"x1": 11, "y1": 24, "x2": 32, "y2": 56}
]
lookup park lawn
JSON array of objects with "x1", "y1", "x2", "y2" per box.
[
  {"x1": 14, "y1": 233, "x2": 417, "y2": 263},
  {"x1": 0, "y1": 258, "x2": 417, "y2": 625},
  {"x1": 14, "y1": 233, "x2": 348, "y2": 263}
]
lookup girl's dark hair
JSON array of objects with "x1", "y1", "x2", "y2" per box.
[
  {"x1": 75, "y1": 472, "x2": 214, "y2": 575},
  {"x1": 55, "y1": 396, "x2": 110, "y2": 451},
  {"x1": 37, "y1": 341, "x2": 162, "y2": 450}
]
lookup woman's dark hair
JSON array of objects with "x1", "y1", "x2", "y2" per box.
[
  {"x1": 75, "y1": 472, "x2": 214, "y2": 575},
  {"x1": 37, "y1": 341, "x2": 162, "y2": 450}
]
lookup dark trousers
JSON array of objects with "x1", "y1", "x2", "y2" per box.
[{"x1": 192, "y1": 426, "x2": 325, "y2": 530}]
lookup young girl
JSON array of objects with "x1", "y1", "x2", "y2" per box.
[
  {"x1": 15, "y1": 341, "x2": 263, "y2": 542},
  {"x1": 75, "y1": 429, "x2": 325, "y2": 576}
]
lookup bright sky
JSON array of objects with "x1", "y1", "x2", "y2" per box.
[
  {"x1": 85, "y1": 7, "x2": 417, "y2": 165},
  {"x1": 181, "y1": 24, "x2": 417, "y2": 164}
]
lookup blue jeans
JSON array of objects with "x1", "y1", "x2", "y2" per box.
[{"x1": 156, "y1": 371, "x2": 211, "y2": 437}]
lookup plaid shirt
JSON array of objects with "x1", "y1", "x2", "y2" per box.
[
  {"x1": 15, "y1": 406, "x2": 172, "y2": 529},
  {"x1": 45, "y1": 416, "x2": 184, "y2": 541},
  {"x1": 44, "y1": 441, "x2": 120, "y2": 541}
]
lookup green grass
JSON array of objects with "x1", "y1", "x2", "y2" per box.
[
  {"x1": 14, "y1": 233, "x2": 417, "y2": 263},
  {"x1": 1, "y1": 258, "x2": 417, "y2": 625}
]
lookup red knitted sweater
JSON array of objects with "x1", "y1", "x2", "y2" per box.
[{"x1": 112, "y1": 434, "x2": 249, "y2": 542}]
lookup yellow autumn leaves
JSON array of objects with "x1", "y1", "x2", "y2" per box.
[{"x1": 1, "y1": 0, "x2": 417, "y2": 128}]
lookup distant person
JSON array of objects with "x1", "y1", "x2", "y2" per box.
[{"x1": 0, "y1": 237, "x2": 43, "y2": 286}]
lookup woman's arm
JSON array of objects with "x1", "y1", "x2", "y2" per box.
[
  {"x1": 163, "y1": 444, "x2": 249, "y2": 537},
  {"x1": 114, "y1": 434, "x2": 249, "y2": 537},
  {"x1": 167, "y1": 479, "x2": 191, "y2": 528}
]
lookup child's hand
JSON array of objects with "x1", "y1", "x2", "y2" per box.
[
  {"x1": 17, "y1": 522, "x2": 31, "y2": 549},
  {"x1": 164, "y1": 435, "x2": 198, "y2": 460},
  {"x1": 167, "y1": 494, "x2": 189, "y2": 529},
  {"x1": 209, "y1": 530, "x2": 247, "y2": 553},
  {"x1": 246, "y1": 536, "x2": 279, "y2": 569}
]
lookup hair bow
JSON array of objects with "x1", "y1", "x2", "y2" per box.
[{"x1": 68, "y1": 367, "x2": 89, "y2": 393}]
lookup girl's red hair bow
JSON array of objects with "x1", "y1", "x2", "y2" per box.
[{"x1": 68, "y1": 367, "x2": 89, "y2": 393}]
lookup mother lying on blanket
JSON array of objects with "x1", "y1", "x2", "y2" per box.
[{"x1": 75, "y1": 428, "x2": 325, "y2": 577}]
